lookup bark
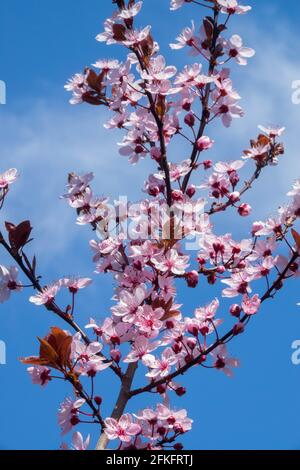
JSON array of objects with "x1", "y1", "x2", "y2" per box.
[{"x1": 95, "y1": 362, "x2": 138, "y2": 450}]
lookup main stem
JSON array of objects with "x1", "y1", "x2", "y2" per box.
[{"x1": 95, "y1": 362, "x2": 138, "y2": 450}]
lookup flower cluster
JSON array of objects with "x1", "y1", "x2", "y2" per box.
[{"x1": 0, "y1": 0, "x2": 299, "y2": 452}]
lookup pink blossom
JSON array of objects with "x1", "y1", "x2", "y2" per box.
[
  {"x1": 217, "y1": 0, "x2": 251, "y2": 15},
  {"x1": 29, "y1": 283, "x2": 60, "y2": 306},
  {"x1": 211, "y1": 344, "x2": 240, "y2": 377},
  {"x1": 226, "y1": 35, "x2": 255, "y2": 66},
  {"x1": 143, "y1": 348, "x2": 178, "y2": 378},
  {"x1": 58, "y1": 397, "x2": 85, "y2": 435},
  {"x1": 258, "y1": 125, "x2": 285, "y2": 138},
  {"x1": 170, "y1": 0, "x2": 189, "y2": 11},
  {"x1": 60, "y1": 277, "x2": 92, "y2": 293},
  {"x1": 242, "y1": 294, "x2": 261, "y2": 316},
  {"x1": 135, "y1": 305, "x2": 164, "y2": 336},
  {"x1": 70, "y1": 432, "x2": 90, "y2": 450},
  {"x1": 196, "y1": 136, "x2": 214, "y2": 152},
  {"x1": 0, "y1": 265, "x2": 22, "y2": 303},
  {"x1": 194, "y1": 298, "x2": 219, "y2": 322},
  {"x1": 104, "y1": 414, "x2": 141, "y2": 442},
  {"x1": 124, "y1": 335, "x2": 159, "y2": 363},
  {"x1": 118, "y1": 1, "x2": 143, "y2": 20},
  {"x1": 151, "y1": 249, "x2": 190, "y2": 275},
  {"x1": 0, "y1": 168, "x2": 18, "y2": 188},
  {"x1": 170, "y1": 22, "x2": 195, "y2": 50},
  {"x1": 27, "y1": 365, "x2": 51, "y2": 387},
  {"x1": 111, "y1": 286, "x2": 147, "y2": 322}
]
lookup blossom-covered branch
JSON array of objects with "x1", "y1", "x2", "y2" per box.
[{"x1": 1, "y1": 0, "x2": 299, "y2": 451}]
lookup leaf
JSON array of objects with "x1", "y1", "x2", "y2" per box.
[
  {"x1": 38, "y1": 337, "x2": 59, "y2": 368},
  {"x1": 203, "y1": 18, "x2": 214, "y2": 39},
  {"x1": 20, "y1": 327, "x2": 72, "y2": 372},
  {"x1": 6, "y1": 220, "x2": 32, "y2": 253},
  {"x1": 291, "y1": 229, "x2": 300, "y2": 251}
]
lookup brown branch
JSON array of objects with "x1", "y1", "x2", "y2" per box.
[
  {"x1": 0, "y1": 233, "x2": 123, "y2": 380},
  {"x1": 95, "y1": 362, "x2": 138, "y2": 450},
  {"x1": 181, "y1": 8, "x2": 220, "y2": 193}
]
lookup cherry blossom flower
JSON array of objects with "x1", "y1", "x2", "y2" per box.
[
  {"x1": 242, "y1": 294, "x2": 261, "y2": 315},
  {"x1": 226, "y1": 35, "x2": 255, "y2": 66},
  {"x1": 29, "y1": 283, "x2": 60, "y2": 306},
  {"x1": 221, "y1": 272, "x2": 253, "y2": 298},
  {"x1": 258, "y1": 125, "x2": 285, "y2": 138},
  {"x1": 124, "y1": 335, "x2": 159, "y2": 363},
  {"x1": 60, "y1": 277, "x2": 92, "y2": 294},
  {"x1": 217, "y1": 0, "x2": 251, "y2": 15},
  {"x1": 0, "y1": 265, "x2": 22, "y2": 303},
  {"x1": 151, "y1": 249, "x2": 190, "y2": 275},
  {"x1": 27, "y1": 365, "x2": 51, "y2": 387},
  {"x1": 111, "y1": 286, "x2": 147, "y2": 322},
  {"x1": 170, "y1": 22, "x2": 195, "y2": 50},
  {"x1": 211, "y1": 96, "x2": 244, "y2": 127},
  {"x1": 211, "y1": 344, "x2": 240, "y2": 377},
  {"x1": 196, "y1": 136, "x2": 214, "y2": 152},
  {"x1": 104, "y1": 414, "x2": 141, "y2": 442},
  {"x1": 0, "y1": 168, "x2": 18, "y2": 188},
  {"x1": 135, "y1": 305, "x2": 165, "y2": 336},
  {"x1": 68, "y1": 432, "x2": 90, "y2": 451},
  {"x1": 143, "y1": 348, "x2": 178, "y2": 378},
  {"x1": 118, "y1": 1, "x2": 143, "y2": 20},
  {"x1": 170, "y1": 0, "x2": 189, "y2": 11},
  {"x1": 194, "y1": 298, "x2": 219, "y2": 322},
  {"x1": 58, "y1": 397, "x2": 86, "y2": 435}
]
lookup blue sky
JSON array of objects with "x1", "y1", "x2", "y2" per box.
[{"x1": 1, "y1": 0, "x2": 300, "y2": 450}]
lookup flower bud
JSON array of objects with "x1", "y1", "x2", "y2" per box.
[
  {"x1": 196, "y1": 136, "x2": 214, "y2": 152},
  {"x1": 186, "y1": 185, "x2": 196, "y2": 198},
  {"x1": 94, "y1": 396, "x2": 102, "y2": 406},
  {"x1": 230, "y1": 304, "x2": 242, "y2": 317},
  {"x1": 184, "y1": 113, "x2": 195, "y2": 127},
  {"x1": 203, "y1": 160, "x2": 213, "y2": 170},
  {"x1": 186, "y1": 270, "x2": 199, "y2": 288},
  {"x1": 175, "y1": 386, "x2": 186, "y2": 397},
  {"x1": 174, "y1": 443, "x2": 184, "y2": 450},
  {"x1": 110, "y1": 349, "x2": 121, "y2": 363},
  {"x1": 238, "y1": 203, "x2": 252, "y2": 217}
]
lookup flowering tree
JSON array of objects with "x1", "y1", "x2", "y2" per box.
[{"x1": 1, "y1": 0, "x2": 300, "y2": 451}]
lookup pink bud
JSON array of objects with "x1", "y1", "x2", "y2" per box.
[
  {"x1": 110, "y1": 349, "x2": 121, "y2": 363},
  {"x1": 166, "y1": 320, "x2": 175, "y2": 329},
  {"x1": 187, "y1": 337, "x2": 197, "y2": 350},
  {"x1": 184, "y1": 113, "x2": 195, "y2": 127},
  {"x1": 186, "y1": 185, "x2": 196, "y2": 198},
  {"x1": 172, "y1": 190, "x2": 184, "y2": 202},
  {"x1": 186, "y1": 270, "x2": 199, "y2": 288},
  {"x1": 228, "y1": 191, "x2": 240, "y2": 203},
  {"x1": 203, "y1": 160, "x2": 213, "y2": 170},
  {"x1": 175, "y1": 386, "x2": 186, "y2": 397},
  {"x1": 196, "y1": 136, "x2": 214, "y2": 151},
  {"x1": 238, "y1": 203, "x2": 252, "y2": 217},
  {"x1": 94, "y1": 396, "x2": 102, "y2": 406},
  {"x1": 230, "y1": 304, "x2": 242, "y2": 317}
]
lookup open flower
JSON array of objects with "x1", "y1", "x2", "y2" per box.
[
  {"x1": 226, "y1": 35, "x2": 255, "y2": 65},
  {"x1": 211, "y1": 344, "x2": 240, "y2": 377},
  {"x1": 29, "y1": 283, "x2": 60, "y2": 306},
  {"x1": 104, "y1": 414, "x2": 141, "y2": 442},
  {"x1": 0, "y1": 168, "x2": 18, "y2": 188}
]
